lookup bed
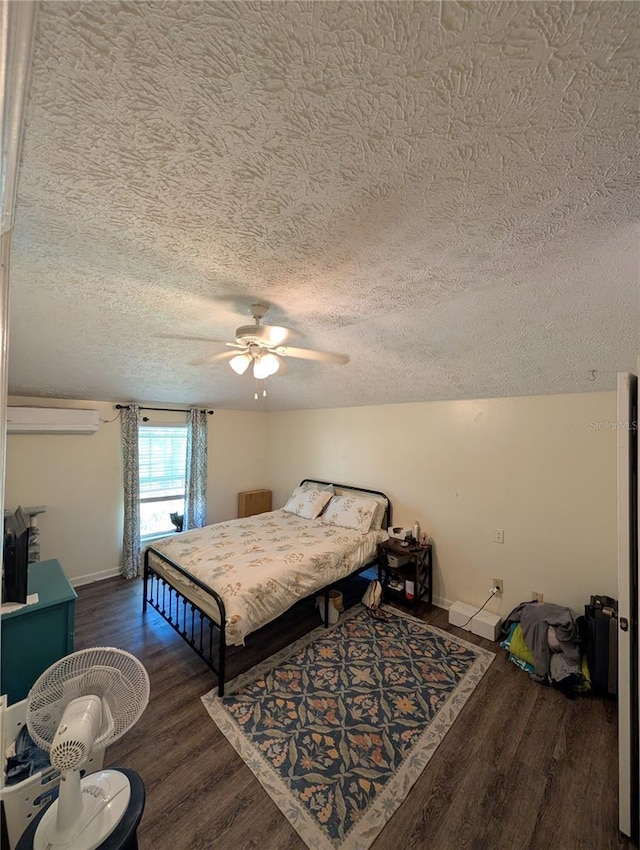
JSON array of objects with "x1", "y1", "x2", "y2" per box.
[{"x1": 143, "y1": 480, "x2": 391, "y2": 695}]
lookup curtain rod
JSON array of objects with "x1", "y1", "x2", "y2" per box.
[{"x1": 115, "y1": 405, "x2": 214, "y2": 415}]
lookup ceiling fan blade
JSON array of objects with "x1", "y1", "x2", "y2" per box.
[
  {"x1": 189, "y1": 350, "x2": 237, "y2": 366},
  {"x1": 156, "y1": 334, "x2": 230, "y2": 344},
  {"x1": 275, "y1": 346, "x2": 349, "y2": 365}
]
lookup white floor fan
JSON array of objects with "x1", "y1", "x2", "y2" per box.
[{"x1": 25, "y1": 647, "x2": 150, "y2": 850}]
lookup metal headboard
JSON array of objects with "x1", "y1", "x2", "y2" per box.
[{"x1": 300, "y1": 479, "x2": 392, "y2": 528}]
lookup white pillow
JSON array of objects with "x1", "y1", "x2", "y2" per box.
[
  {"x1": 300, "y1": 480, "x2": 334, "y2": 494},
  {"x1": 369, "y1": 497, "x2": 388, "y2": 530},
  {"x1": 322, "y1": 494, "x2": 379, "y2": 533},
  {"x1": 333, "y1": 487, "x2": 387, "y2": 531},
  {"x1": 283, "y1": 486, "x2": 333, "y2": 519}
]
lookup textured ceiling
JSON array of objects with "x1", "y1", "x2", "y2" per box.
[{"x1": 8, "y1": 1, "x2": 640, "y2": 410}]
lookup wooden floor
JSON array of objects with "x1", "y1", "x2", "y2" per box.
[{"x1": 75, "y1": 574, "x2": 631, "y2": 850}]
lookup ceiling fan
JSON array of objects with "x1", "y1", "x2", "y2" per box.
[{"x1": 193, "y1": 304, "x2": 349, "y2": 379}]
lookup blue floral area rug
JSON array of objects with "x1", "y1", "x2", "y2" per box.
[{"x1": 202, "y1": 605, "x2": 494, "y2": 850}]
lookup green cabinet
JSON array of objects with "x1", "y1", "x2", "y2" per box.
[{"x1": 1, "y1": 559, "x2": 76, "y2": 704}]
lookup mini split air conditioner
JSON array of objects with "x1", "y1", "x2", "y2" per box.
[{"x1": 6, "y1": 407, "x2": 100, "y2": 434}]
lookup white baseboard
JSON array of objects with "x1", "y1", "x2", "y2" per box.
[
  {"x1": 70, "y1": 567, "x2": 121, "y2": 588},
  {"x1": 433, "y1": 594, "x2": 454, "y2": 610}
]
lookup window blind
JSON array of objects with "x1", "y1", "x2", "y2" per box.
[{"x1": 138, "y1": 425, "x2": 187, "y2": 499}]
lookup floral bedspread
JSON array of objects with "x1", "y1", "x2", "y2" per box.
[{"x1": 147, "y1": 510, "x2": 386, "y2": 646}]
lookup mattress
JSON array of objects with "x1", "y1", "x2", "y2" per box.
[{"x1": 146, "y1": 509, "x2": 387, "y2": 646}]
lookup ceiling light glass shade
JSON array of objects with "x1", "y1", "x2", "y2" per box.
[
  {"x1": 253, "y1": 353, "x2": 280, "y2": 379},
  {"x1": 229, "y1": 353, "x2": 251, "y2": 375},
  {"x1": 267, "y1": 326, "x2": 288, "y2": 345}
]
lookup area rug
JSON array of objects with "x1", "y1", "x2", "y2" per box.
[{"x1": 202, "y1": 604, "x2": 494, "y2": 850}]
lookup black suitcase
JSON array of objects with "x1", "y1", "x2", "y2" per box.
[{"x1": 585, "y1": 595, "x2": 618, "y2": 696}]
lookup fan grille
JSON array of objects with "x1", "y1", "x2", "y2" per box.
[
  {"x1": 27, "y1": 647, "x2": 150, "y2": 751},
  {"x1": 51, "y1": 738, "x2": 87, "y2": 770}
]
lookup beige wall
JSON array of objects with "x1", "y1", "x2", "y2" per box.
[
  {"x1": 4, "y1": 397, "x2": 268, "y2": 584},
  {"x1": 5, "y1": 391, "x2": 618, "y2": 615},
  {"x1": 266, "y1": 392, "x2": 618, "y2": 617}
]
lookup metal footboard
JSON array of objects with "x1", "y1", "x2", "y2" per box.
[
  {"x1": 142, "y1": 549, "x2": 376, "y2": 697},
  {"x1": 143, "y1": 547, "x2": 227, "y2": 696},
  {"x1": 141, "y1": 482, "x2": 392, "y2": 698}
]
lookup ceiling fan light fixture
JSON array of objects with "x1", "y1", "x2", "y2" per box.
[
  {"x1": 253, "y1": 352, "x2": 280, "y2": 379},
  {"x1": 266, "y1": 326, "x2": 288, "y2": 345},
  {"x1": 229, "y1": 353, "x2": 251, "y2": 375}
]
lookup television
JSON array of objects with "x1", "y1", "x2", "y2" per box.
[{"x1": 3, "y1": 507, "x2": 29, "y2": 604}]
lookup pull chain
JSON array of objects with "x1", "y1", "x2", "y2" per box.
[{"x1": 254, "y1": 378, "x2": 268, "y2": 400}]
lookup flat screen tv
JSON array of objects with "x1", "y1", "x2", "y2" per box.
[{"x1": 3, "y1": 506, "x2": 29, "y2": 604}]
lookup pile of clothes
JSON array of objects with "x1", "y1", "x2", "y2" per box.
[
  {"x1": 500, "y1": 602, "x2": 590, "y2": 697},
  {"x1": 4, "y1": 725, "x2": 50, "y2": 786}
]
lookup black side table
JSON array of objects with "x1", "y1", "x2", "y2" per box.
[
  {"x1": 378, "y1": 539, "x2": 433, "y2": 615},
  {"x1": 16, "y1": 768, "x2": 145, "y2": 850}
]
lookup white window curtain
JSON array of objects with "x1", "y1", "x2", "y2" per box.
[
  {"x1": 184, "y1": 408, "x2": 208, "y2": 530},
  {"x1": 120, "y1": 404, "x2": 141, "y2": 579}
]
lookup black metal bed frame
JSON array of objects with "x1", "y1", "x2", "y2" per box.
[{"x1": 143, "y1": 479, "x2": 391, "y2": 696}]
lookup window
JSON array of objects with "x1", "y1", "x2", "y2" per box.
[{"x1": 138, "y1": 425, "x2": 187, "y2": 538}]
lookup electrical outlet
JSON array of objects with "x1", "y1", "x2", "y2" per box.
[
  {"x1": 492, "y1": 578, "x2": 503, "y2": 594},
  {"x1": 532, "y1": 591, "x2": 544, "y2": 603},
  {"x1": 494, "y1": 529, "x2": 504, "y2": 544}
]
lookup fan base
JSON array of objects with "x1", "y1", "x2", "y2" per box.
[{"x1": 33, "y1": 770, "x2": 131, "y2": 850}]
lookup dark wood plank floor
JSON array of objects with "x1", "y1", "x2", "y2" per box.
[{"x1": 75, "y1": 575, "x2": 630, "y2": 850}]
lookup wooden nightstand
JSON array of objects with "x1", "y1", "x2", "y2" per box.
[
  {"x1": 377, "y1": 539, "x2": 432, "y2": 615},
  {"x1": 238, "y1": 489, "x2": 272, "y2": 518}
]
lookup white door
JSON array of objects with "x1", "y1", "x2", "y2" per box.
[{"x1": 617, "y1": 372, "x2": 639, "y2": 841}]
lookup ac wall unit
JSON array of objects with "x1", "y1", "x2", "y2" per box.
[{"x1": 6, "y1": 407, "x2": 100, "y2": 434}]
